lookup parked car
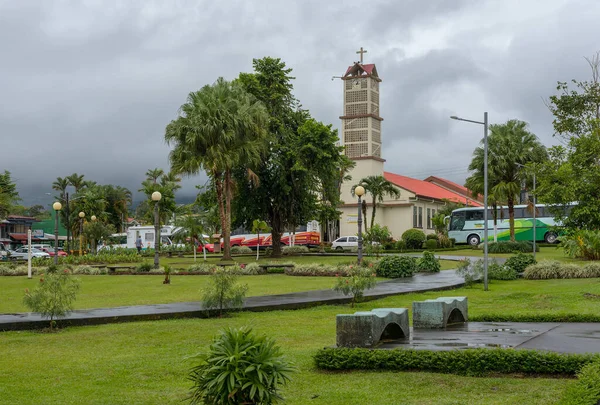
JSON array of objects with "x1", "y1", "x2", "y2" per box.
[
  {"x1": 9, "y1": 247, "x2": 51, "y2": 259},
  {"x1": 39, "y1": 247, "x2": 68, "y2": 257},
  {"x1": 332, "y1": 236, "x2": 359, "y2": 251}
]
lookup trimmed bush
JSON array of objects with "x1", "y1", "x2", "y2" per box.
[
  {"x1": 486, "y1": 240, "x2": 539, "y2": 253},
  {"x1": 426, "y1": 233, "x2": 438, "y2": 241},
  {"x1": 395, "y1": 240, "x2": 406, "y2": 251},
  {"x1": 402, "y1": 229, "x2": 426, "y2": 249},
  {"x1": 524, "y1": 260, "x2": 600, "y2": 279},
  {"x1": 376, "y1": 255, "x2": 416, "y2": 278},
  {"x1": 286, "y1": 263, "x2": 345, "y2": 277},
  {"x1": 487, "y1": 260, "x2": 517, "y2": 280},
  {"x1": 230, "y1": 246, "x2": 252, "y2": 255},
  {"x1": 559, "y1": 360, "x2": 600, "y2": 405},
  {"x1": 505, "y1": 252, "x2": 537, "y2": 274},
  {"x1": 417, "y1": 251, "x2": 440, "y2": 273},
  {"x1": 282, "y1": 245, "x2": 309, "y2": 255},
  {"x1": 314, "y1": 347, "x2": 599, "y2": 377},
  {"x1": 188, "y1": 263, "x2": 217, "y2": 274},
  {"x1": 136, "y1": 261, "x2": 153, "y2": 273},
  {"x1": 240, "y1": 262, "x2": 263, "y2": 275},
  {"x1": 424, "y1": 239, "x2": 438, "y2": 250}
]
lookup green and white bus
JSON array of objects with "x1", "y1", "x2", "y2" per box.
[{"x1": 448, "y1": 204, "x2": 572, "y2": 246}]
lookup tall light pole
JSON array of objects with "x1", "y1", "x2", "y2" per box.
[
  {"x1": 516, "y1": 163, "x2": 537, "y2": 260},
  {"x1": 152, "y1": 191, "x2": 162, "y2": 269},
  {"x1": 355, "y1": 185, "x2": 365, "y2": 265},
  {"x1": 450, "y1": 112, "x2": 489, "y2": 291},
  {"x1": 52, "y1": 201, "x2": 62, "y2": 265},
  {"x1": 78, "y1": 211, "x2": 85, "y2": 256}
]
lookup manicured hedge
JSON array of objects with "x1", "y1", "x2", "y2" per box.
[
  {"x1": 314, "y1": 347, "x2": 599, "y2": 376},
  {"x1": 470, "y1": 313, "x2": 600, "y2": 323},
  {"x1": 558, "y1": 360, "x2": 600, "y2": 405}
]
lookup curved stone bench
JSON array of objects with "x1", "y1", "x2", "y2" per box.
[
  {"x1": 413, "y1": 296, "x2": 468, "y2": 329},
  {"x1": 336, "y1": 308, "x2": 409, "y2": 348}
]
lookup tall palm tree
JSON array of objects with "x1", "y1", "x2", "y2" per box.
[
  {"x1": 466, "y1": 119, "x2": 547, "y2": 241},
  {"x1": 145, "y1": 168, "x2": 164, "y2": 184},
  {"x1": 352, "y1": 175, "x2": 400, "y2": 231},
  {"x1": 67, "y1": 173, "x2": 86, "y2": 193},
  {"x1": 139, "y1": 170, "x2": 180, "y2": 225},
  {"x1": 165, "y1": 77, "x2": 269, "y2": 261}
]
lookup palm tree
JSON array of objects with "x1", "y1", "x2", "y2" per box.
[
  {"x1": 145, "y1": 168, "x2": 164, "y2": 184},
  {"x1": 466, "y1": 119, "x2": 547, "y2": 241},
  {"x1": 352, "y1": 175, "x2": 400, "y2": 231},
  {"x1": 67, "y1": 173, "x2": 86, "y2": 193},
  {"x1": 139, "y1": 170, "x2": 180, "y2": 225},
  {"x1": 165, "y1": 77, "x2": 269, "y2": 261}
]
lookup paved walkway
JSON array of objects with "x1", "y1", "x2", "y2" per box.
[{"x1": 0, "y1": 264, "x2": 467, "y2": 331}]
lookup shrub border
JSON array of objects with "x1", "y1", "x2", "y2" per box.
[
  {"x1": 314, "y1": 347, "x2": 600, "y2": 377},
  {"x1": 558, "y1": 360, "x2": 600, "y2": 405}
]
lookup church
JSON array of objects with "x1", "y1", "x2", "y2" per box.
[{"x1": 338, "y1": 48, "x2": 482, "y2": 239}]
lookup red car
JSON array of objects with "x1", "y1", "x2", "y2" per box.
[{"x1": 40, "y1": 247, "x2": 68, "y2": 257}]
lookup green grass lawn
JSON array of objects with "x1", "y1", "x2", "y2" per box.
[
  {"x1": 0, "y1": 259, "x2": 456, "y2": 314},
  {"x1": 4, "y1": 277, "x2": 594, "y2": 404}
]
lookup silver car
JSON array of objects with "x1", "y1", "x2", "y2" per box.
[{"x1": 9, "y1": 247, "x2": 51, "y2": 259}]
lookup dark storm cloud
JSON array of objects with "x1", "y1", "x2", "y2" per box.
[{"x1": 0, "y1": 0, "x2": 597, "y2": 206}]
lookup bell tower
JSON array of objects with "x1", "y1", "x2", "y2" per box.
[{"x1": 339, "y1": 48, "x2": 384, "y2": 204}]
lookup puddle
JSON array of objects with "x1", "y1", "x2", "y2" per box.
[{"x1": 431, "y1": 342, "x2": 512, "y2": 348}]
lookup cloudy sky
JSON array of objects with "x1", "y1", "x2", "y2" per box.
[{"x1": 2, "y1": 0, "x2": 598, "y2": 207}]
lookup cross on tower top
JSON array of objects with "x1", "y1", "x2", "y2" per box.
[{"x1": 356, "y1": 47, "x2": 367, "y2": 64}]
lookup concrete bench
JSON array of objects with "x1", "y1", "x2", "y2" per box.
[
  {"x1": 336, "y1": 308, "x2": 409, "y2": 348},
  {"x1": 107, "y1": 265, "x2": 137, "y2": 273},
  {"x1": 412, "y1": 297, "x2": 468, "y2": 329}
]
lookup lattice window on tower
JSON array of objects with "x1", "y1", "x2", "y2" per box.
[
  {"x1": 344, "y1": 130, "x2": 368, "y2": 143},
  {"x1": 369, "y1": 102, "x2": 379, "y2": 114},
  {"x1": 345, "y1": 103, "x2": 368, "y2": 115},
  {"x1": 344, "y1": 117, "x2": 368, "y2": 129},
  {"x1": 371, "y1": 90, "x2": 379, "y2": 105},
  {"x1": 372, "y1": 143, "x2": 381, "y2": 157},
  {"x1": 361, "y1": 80, "x2": 367, "y2": 89},
  {"x1": 372, "y1": 130, "x2": 381, "y2": 144},
  {"x1": 345, "y1": 143, "x2": 369, "y2": 158},
  {"x1": 346, "y1": 89, "x2": 368, "y2": 103},
  {"x1": 371, "y1": 119, "x2": 381, "y2": 131},
  {"x1": 370, "y1": 80, "x2": 379, "y2": 91},
  {"x1": 345, "y1": 80, "x2": 353, "y2": 90}
]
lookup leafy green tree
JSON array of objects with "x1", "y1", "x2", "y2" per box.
[
  {"x1": 23, "y1": 266, "x2": 80, "y2": 330},
  {"x1": 165, "y1": 78, "x2": 269, "y2": 261},
  {"x1": 363, "y1": 223, "x2": 391, "y2": 256},
  {"x1": 138, "y1": 168, "x2": 181, "y2": 225},
  {"x1": 251, "y1": 219, "x2": 270, "y2": 260},
  {"x1": 201, "y1": 268, "x2": 248, "y2": 317},
  {"x1": 352, "y1": 175, "x2": 400, "y2": 231},
  {"x1": 173, "y1": 207, "x2": 210, "y2": 261},
  {"x1": 234, "y1": 58, "x2": 346, "y2": 257},
  {"x1": 538, "y1": 53, "x2": 600, "y2": 231},
  {"x1": 83, "y1": 220, "x2": 116, "y2": 254},
  {"x1": 0, "y1": 171, "x2": 20, "y2": 219},
  {"x1": 188, "y1": 327, "x2": 294, "y2": 405},
  {"x1": 466, "y1": 120, "x2": 547, "y2": 241}
]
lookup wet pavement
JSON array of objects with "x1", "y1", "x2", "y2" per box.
[
  {"x1": 379, "y1": 322, "x2": 600, "y2": 354},
  {"x1": 0, "y1": 268, "x2": 467, "y2": 331}
]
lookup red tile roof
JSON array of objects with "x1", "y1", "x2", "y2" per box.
[
  {"x1": 424, "y1": 176, "x2": 483, "y2": 203},
  {"x1": 344, "y1": 63, "x2": 376, "y2": 77},
  {"x1": 384, "y1": 172, "x2": 483, "y2": 206}
]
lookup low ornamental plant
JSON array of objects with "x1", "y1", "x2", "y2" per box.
[
  {"x1": 524, "y1": 260, "x2": 600, "y2": 279},
  {"x1": 505, "y1": 252, "x2": 537, "y2": 274},
  {"x1": 417, "y1": 251, "x2": 441, "y2": 273},
  {"x1": 333, "y1": 266, "x2": 377, "y2": 307},
  {"x1": 486, "y1": 240, "x2": 539, "y2": 254},
  {"x1": 201, "y1": 268, "x2": 248, "y2": 317},
  {"x1": 558, "y1": 360, "x2": 600, "y2": 405},
  {"x1": 314, "y1": 347, "x2": 600, "y2": 377},
  {"x1": 561, "y1": 230, "x2": 600, "y2": 260},
  {"x1": 188, "y1": 327, "x2": 295, "y2": 405},
  {"x1": 401, "y1": 229, "x2": 426, "y2": 249},
  {"x1": 23, "y1": 265, "x2": 81, "y2": 330},
  {"x1": 375, "y1": 255, "x2": 416, "y2": 278}
]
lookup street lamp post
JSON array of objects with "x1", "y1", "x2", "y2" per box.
[
  {"x1": 152, "y1": 191, "x2": 162, "y2": 269},
  {"x1": 78, "y1": 211, "x2": 85, "y2": 256},
  {"x1": 450, "y1": 112, "x2": 489, "y2": 291},
  {"x1": 355, "y1": 186, "x2": 365, "y2": 265},
  {"x1": 52, "y1": 201, "x2": 62, "y2": 265}
]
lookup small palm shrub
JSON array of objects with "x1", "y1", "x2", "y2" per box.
[
  {"x1": 333, "y1": 266, "x2": 377, "y2": 306},
  {"x1": 231, "y1": 246, "x2": 253, "y2": 255},
  {"x1": 376, "y1": 255, "x2": 416, "y2": 278},
  {"x1": 561, "y1": 230, "x2": 600, "y2": 260},
  {"x1": 417, "y1": 251, "x2": 441, "y2": 273},
  {"x1": 282, "y1": 245, "x2": 309, "y2": 255},
  {"x1": 201, "y1": 268, "x2": 248, "y2": 317},
  {"x1": 505, "y1": 252, "x2": 537, "y2": 274},
  {"x1": 402, "y1": 229, "x2": 426, "y2": 249},
  {"x1": 23, "y1": 265, "x2": 80, "y2": 330},
  {"x1": 188, "y1": 327, "x2": 295, "y2": 405}
]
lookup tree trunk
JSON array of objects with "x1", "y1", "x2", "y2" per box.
[
  {"x1": 272, "y1": 230, "x2": 282, "y2": 258},
  {"x1": 508, "y1": 197, "x2": 516, "y2": 241},
  {"x1": 371, "y1": 197, "x2": 377, "y2": 229},
  {"x1": 222, "y1": 170, "x2": 232, "y2": 261},
  {"x1": 214, "y1": 174, "x2": 227, "y2": 259}
]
